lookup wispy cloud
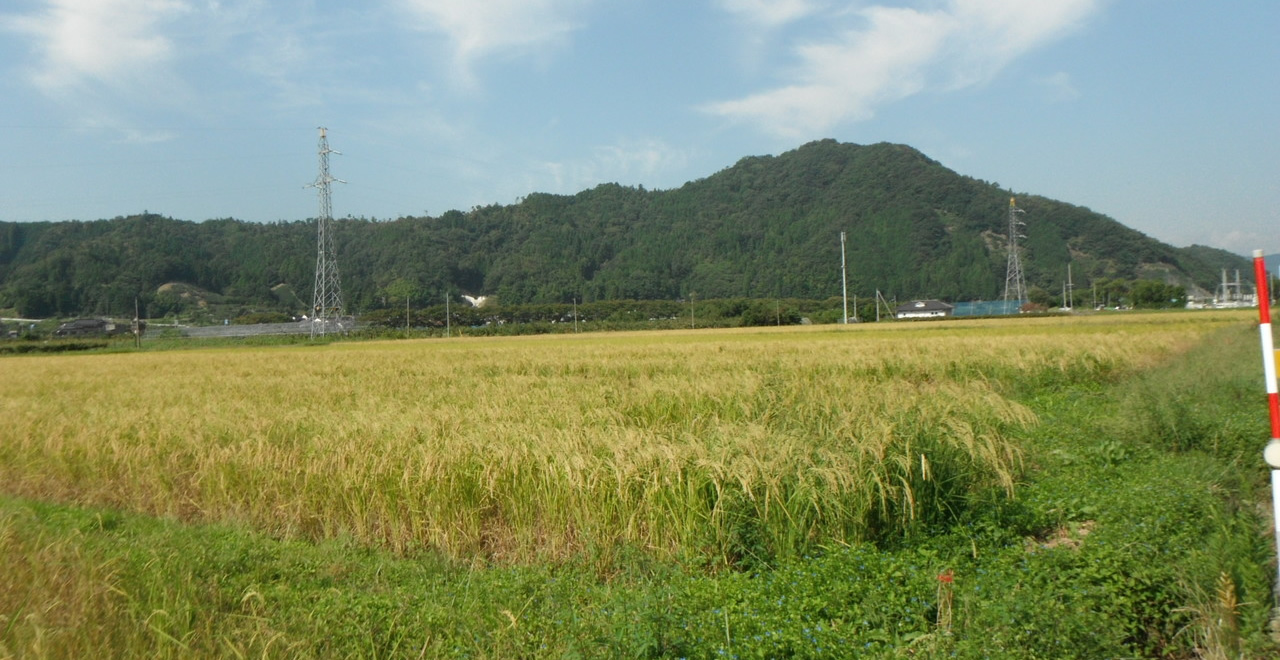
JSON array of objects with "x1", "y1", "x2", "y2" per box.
[
  {"x1": 704, "y1": 0, "x2": 1102, "y2": 137},
  {"x1": 1036, "y1": 71, "x2": 1080, "y2": 103},
  {"x1": 106, "y1": 124, "x2": 179, "y2": 144},
  {"x1": 3, "y1": 0, "x2": 190, "y2": 95},
  {"x1": 597, "y1": 139, "x2": 689, "y2": 180},
  {"x1": 538, "y1": 138, "x2": 690, "y2": 194},
  {"x1": 715, "y1": 0, "x2": 824, "y2": 27},
  {"x1": 397, "y1": 0, "x2": 592, "y2": 84},
  {"x1": 1209, "y1": 229, "x2": 1262, "y2": 257},
  {"x1": 0, "y1": 0, "x2": 353, "y2": 133}
]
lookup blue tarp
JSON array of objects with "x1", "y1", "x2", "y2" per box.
[{"x1": 951, "y1": 300, "x2": 1026, "y2": 316}]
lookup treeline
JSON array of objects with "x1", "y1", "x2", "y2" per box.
[
  {"x1": 362, "y1": 280, "x2": 1190, "y2": 334},
  {"x1": 1028, "y1": 278, "x2": 1188, "y2": 310},
  {"x1": 0, "y1": 140, "x2": 1250, "y2": 319},
  {"x1": 360, "y1": 297, "x2": 835, "y2": 332}
]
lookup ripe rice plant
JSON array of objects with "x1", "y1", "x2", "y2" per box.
[{"x1": 0, "y1": 312, "x2": 1238, "y2": 566}]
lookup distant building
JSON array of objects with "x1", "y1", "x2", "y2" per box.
[
  {"x1": 895, "y1": 300, "x2": 954, "y2": 320},
  {"x1": 53, "y1": 318, "x2": 127, "y2": 337}
]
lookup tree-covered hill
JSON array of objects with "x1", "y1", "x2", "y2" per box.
[{"x1": 0, "y1": 140, "x2": 1249, "y2": 318}]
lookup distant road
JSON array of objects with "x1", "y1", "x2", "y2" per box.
[{"x1": 163, "y1": 320, "x2": 363, "y2": 338}]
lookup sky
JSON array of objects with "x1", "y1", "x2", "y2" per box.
[{"x1": 0, "y1": 0, "x2": 1276, "y2": 256}]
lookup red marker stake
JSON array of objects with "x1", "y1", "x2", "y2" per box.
[
  {"x1": 1252, "y1": 250, "x2": 1280, "y2": 605},
  {"x1": 1255, "y1": 252, "x2": 1280, "y2": 443}
]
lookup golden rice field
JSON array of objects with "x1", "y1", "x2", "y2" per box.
[{"x1": 0, "y1": 311, "x2": 1245, "y2": 566}]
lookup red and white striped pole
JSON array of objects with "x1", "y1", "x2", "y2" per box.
[{"x1": 1252, "y1": 250, "x2": 1280, "y2": 599}]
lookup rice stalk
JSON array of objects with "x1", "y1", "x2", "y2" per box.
[{"x1": 0, "y1": 314, "x2": 1229, "y2": 565}]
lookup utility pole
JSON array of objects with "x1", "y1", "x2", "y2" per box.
[
  {"x1": 133, "y1": 297, "x2": 142, "y2": 349},
  {"x1": 1065, "y1": 263, "x2": 1074, "y2": 310},
  {"x1": 308, "y1": 127, "x2": 346, "y2": 338},
  {"x1": 1002, "y1": 197, "x2": 1027, "y2": 314},
  {"x1": 841, "y1": 231, "x2": 849, "y2": 325}
]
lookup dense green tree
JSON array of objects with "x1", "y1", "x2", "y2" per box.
[
  {"x1": 1026, "y1": 286, "x2": 1054, "y2": 308},
  {"x1": 1130, "y1": 280, "x2": 1187, "y2": 308}
]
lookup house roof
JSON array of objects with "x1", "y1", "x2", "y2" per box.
[
  {"x1": 58, "y1": 318, "x2": 109, "y2": 329},
  {"x1": 895, "y1": 300, "x2": 954, "y2": 313}
]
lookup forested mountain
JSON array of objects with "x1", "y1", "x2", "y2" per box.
[{"x1": 0, "y1": 140, "x2": 1249, "y2": 318}]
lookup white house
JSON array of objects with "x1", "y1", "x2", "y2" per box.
[{"x1": 895, "y1": 300, "x2": 954, "y2": 320}]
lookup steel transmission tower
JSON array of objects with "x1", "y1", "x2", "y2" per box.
[
  {"x1": 1002, "y1": 197, "x2": 1027, "y2": 313},
  {"x1": 308, "y1": 127, "x2": 346, "y2": 337}
]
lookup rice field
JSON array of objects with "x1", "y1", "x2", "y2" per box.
[{"x1": 0, "y1": 312, "x2": 1242, "y2": 567}]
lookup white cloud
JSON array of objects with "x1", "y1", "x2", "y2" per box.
[
  {"x1": 593, "y1": 139, "x2": 690, "y2": 183},
  {"x1": 537, "y1": 138, "x2": 690, "y2": 194},
  {"x1": 716, "y1": 0, "x2": 823, "y2": 27},
  {"x1": 1209, "y1": 228, "x2": 1267, "y2": 258},
  {"x1": 0, "y1": 0, "x2": 352, "y2": 133},
  {"x1": 3, "y1": 0, "x2": 190, "y2": 95},
  {"x1": 397, "y1": 0, "x2": 592, "y2": 82},
  {"x1": 704, "y1": 0, "x2": 1101, "y2": 137},
  {"x1": 108, "y1": 124, "x2": 179, "y2": 144},
  {"x1": 940, "y1": 0, "x2": 1100, "y2": 88}
]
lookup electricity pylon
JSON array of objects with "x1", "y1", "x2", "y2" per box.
[
  {"x1": 308, "y1": 127, "x2": 346, "y2": 337},
  {"x1": 1002, "y1": 197, "x2": 1027, "y2": 313}
]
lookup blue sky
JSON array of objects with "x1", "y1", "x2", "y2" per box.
[{"x1": 1, "y1": 0, "x2": 1276, "y2": 256}]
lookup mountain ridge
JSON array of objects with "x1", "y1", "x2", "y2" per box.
[{"x1": 0, "y1": 140, "x2": 1250, "y2": 317}]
